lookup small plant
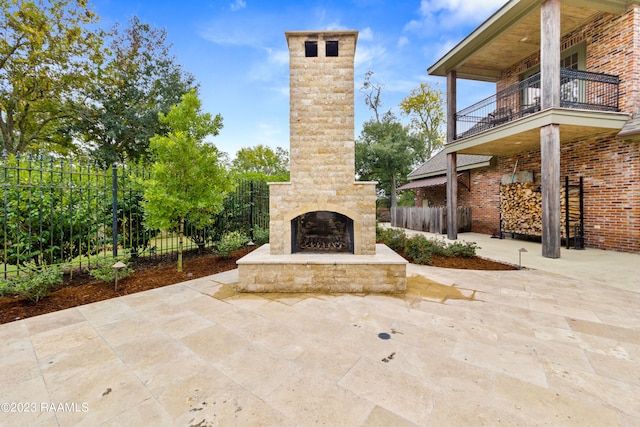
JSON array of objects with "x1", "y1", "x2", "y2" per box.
[
  {"x1": 376, "y1": 226, "x2": 407, "y2": 253},
  {"x1": 0, "y1": 262, "x2": 65, "y2": 302},
  {"x1": 216, "y1": 231, "x2": 250, "y2": 258},
  {"x1": 445, "y1": 241, "x2": 479, "y2": 258},
  {"x1": 403, "y1": 235, "x2": 479, "y2": 265},
  {"x1": 404, "y1": 235, "x2": 439, "y2": 264},
  {"x1": 252, "y1": 227, "x2": 269, "y2": 246},
  {"x1": 89, "y1": 255, "x2": 134, "y2": 284}
]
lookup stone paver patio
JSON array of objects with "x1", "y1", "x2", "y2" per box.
[{"x1": 1, "y1": 247, "x2": 639, "y2": 426}]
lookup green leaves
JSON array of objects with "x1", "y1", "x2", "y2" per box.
[
  {"x1": 356, "y1": 112, "x2": 421, "y2": 207},
  {"x1": 231, "y1": 145, "x2": 289, "y2": 181},
  {"x1": 142, "y1": 90, "x2": 230, "y2": 271},
  {"x1": 0, "y1": 0, "x2": 104, "y2": 154},
  {"x1": 399, "y1": 82, "x2": 446, "y2": 160},
  {"x1": 64, "y1": 15, "x2": 195, "y2": 165},
  {"x1": 142, "y1": 90, "x2": 232, "y2": 233}
]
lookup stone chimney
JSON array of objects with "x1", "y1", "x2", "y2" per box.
[{"x1": 269, "y1": 31, "x2": 377, "y2": 256}]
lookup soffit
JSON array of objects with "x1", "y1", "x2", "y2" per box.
[{"x1": 428, "y1": 0, "x2": 631, "y2": 82}]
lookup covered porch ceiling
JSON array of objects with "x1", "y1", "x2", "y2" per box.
[
  {"x1": 428, "y1": 0, "x2": 632, "y2": 82},
  {"x1": 444, "y1": 108, "x2": 630, "y2": 156}
]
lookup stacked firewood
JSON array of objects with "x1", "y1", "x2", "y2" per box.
[
  {"x1": 500, "y1": 183, "x2": 542, "y2": 235},
  {"x1": 500, "y1": 183, "x2": 580, "y2": 238}
]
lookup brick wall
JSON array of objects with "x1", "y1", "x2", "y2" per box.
[
  {"x1": 456, "y1": 135, "x2": 640, "y2": 253},
  {"x1": 468, "y1": 6, "x2": 640, "y2": 253},
  {"x1": 500, "y1": 6, "x2": 640, "y2": 115}
]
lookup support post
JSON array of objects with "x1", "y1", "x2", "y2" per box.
[
  {"x1": 446, "y1": 70, "x2": 458, "y2": 240},
  {"x1": 447, "y1": 152, "x2": 458, "y2": 240},
  {"x1": 540, "y1": 0, "x2": 561, "y2": 258},
  {"x1": 446, "y1": 70, "x2": 457, "y2": 143},
  {"x1": 541, "y1": 124, "x2": 561, "y2": 258},
  {"x1": 541, "y1": 0, "x2": 560, "y2": 110}
]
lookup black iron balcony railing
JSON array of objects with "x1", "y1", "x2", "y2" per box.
[{"x1": 454, "y1": 68, "x2": 620, "y2": 140}]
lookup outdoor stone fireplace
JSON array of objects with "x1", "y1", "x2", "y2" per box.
[
  {"x1": 292, "y1": 211, "x2": 354, "y2": 253},
  {"x1": 236, "y1": 30, "x2": 407, "y2": 293}
]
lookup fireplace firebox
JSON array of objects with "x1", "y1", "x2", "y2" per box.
[{"x1": 291, "y1": 211, "x2": 354, "y2": 253}]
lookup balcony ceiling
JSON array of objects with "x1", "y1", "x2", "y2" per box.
[{"x1": 428, "y1": 0, "x2": 631, "y2": 82}]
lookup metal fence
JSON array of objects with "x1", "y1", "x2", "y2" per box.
[
  {"x1": 1, "y1": 154, "x2": 269, "y2": 278},
  {"x1": 455, "y1": 68, "x2": 620, "y2": 139}
]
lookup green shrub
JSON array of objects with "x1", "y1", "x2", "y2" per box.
[
  {"x1": 252, "y1": 227, "x2": 269, "y2": 246},
  {"x1": 0, "y1": 262, "x2": 65, "y2": 302},
  {"x1": 376, "y1": 226, "x2": 407, "y2": 253},
  {"x1": 89, "y1": 255, "x2": 134, "y2": 283},
  {"x1": 445, "y1": 241, "x2": 479, "y2": 258},
  {"x1": 0, "y1": 279, "x2": 12, "y2": 297},
  {"x1": 217, "y1": 231, "x2": 249, "y2": 258},
  {"x1": 403, "y1": 235, "x2": 478, "y2": 265},
  {"x1": 404, "y1": 235, "x2": 440, "y2": 264}
]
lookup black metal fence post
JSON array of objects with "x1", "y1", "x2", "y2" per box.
[
  {"x1": 249, "y1": 180, "x2": 254, "y2": 241},
  {"x1": 112, "y1": 165, "x2": 118, "y2": 257}
]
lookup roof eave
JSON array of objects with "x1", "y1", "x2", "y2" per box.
[
  {"x1": 427, "y1": 0, "x2": 632, "y2": 81},
  {"x1": 408, "y1": 159, "x2": 493, "y2": 180},
  {"x1": 427, "y1": 0, "x2": 542, "y2": 80}
]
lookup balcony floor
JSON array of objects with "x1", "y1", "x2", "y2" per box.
[{"x1": 448, "y1": 108, "x2": 629, "y2": 156}]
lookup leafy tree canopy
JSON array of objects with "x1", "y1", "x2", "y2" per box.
[
  {"x1": 142, "y1": 90, "x2": 231, "y2": 271},
  {"x1": 356, "y1": 111, "x2": 422, "y2": 207},
  {"x1": 231, "y1": 144, "x2": 289, "y2": 182},
  {"x1": 356, "y1": 71, "x2": 427, "y2": 207},
  {"x1": 0, "y1": 0, "x2": 103, "y2": 155},
  {"x1": 72, "y1": 16, "x2": 196, "y2": 165},
  {"x1": 399, "y1": 81, "x2": 445, "y2": 160}
]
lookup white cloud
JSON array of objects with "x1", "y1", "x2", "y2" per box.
[
  {"x1": 359, "y1": 27, "x2": 374, "y2": 41},
  {"x1": 354, "y1": 44, "x2": 387, "y2": 70},
  {"x1": 230, "y1": 0, "x2": 246, "y2": 12},
  {"x1": 267, "y1": 48, "x2": 289, "y2": 66},
  {"x1": 200, "y1": 25, "x2": 261, "y2": 46},
  {"x1": 247, "y1": 48, "x2": 289, "y2": 82},
  {"x1": 406, "y1": 0, "x2": 503, "y2": 36},
  {"x1": 419, "y1": 0, "x2": 504, "y2": 21},
  {"x1": 254, "y1": 121, "x2": 286, "y2": 146},
  {"x1": 397, "y1": 36, "x2": 409, "y2": 48}
]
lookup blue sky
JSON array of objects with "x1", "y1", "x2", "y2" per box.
[{"x1": 91, "y1": 0, "x2": 505, "y2": 159}]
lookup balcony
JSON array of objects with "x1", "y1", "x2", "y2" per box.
[{"x1": 455, "y1": 69, "x2": 620, "y2": 140}]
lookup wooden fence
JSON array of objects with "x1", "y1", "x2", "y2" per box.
[{"x1": 390, "y1": 206, "x2": 472, "y2": 234}]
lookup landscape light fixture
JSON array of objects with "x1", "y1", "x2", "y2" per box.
[
  {"x1": 112, "y1": 261, "x2": 126, "y2": 292},
  {"x1": 518, "y1": 248, "x2": 528, "y2": 270}
]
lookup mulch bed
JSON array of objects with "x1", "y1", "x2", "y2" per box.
[{"x1": 0, "y1": 249, "x2": 515, "y2": 325}]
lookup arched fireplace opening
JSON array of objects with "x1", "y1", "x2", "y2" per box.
[{"x1": 291, "y1": 211, "x2": 354, "y2": 253}]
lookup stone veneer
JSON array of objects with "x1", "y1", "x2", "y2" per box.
[
  {"x1": 237, "y1": 30, "x2": 407, "y2": 292},
  {"x1": 269, "y1": 31, "x2": 377, "y2": 256},
  {"x1": 238, "y1": 244, "x2": 407, "y2": 293}
]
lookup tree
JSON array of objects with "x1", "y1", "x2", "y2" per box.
[
  {"x1": 356, "y1": 111, "x2": 423, "y2": 207},
  {"x1": 72, "y1": 16, "x2": 195, "y2": 165},
  {"x1": 399, "y1": 81, "x2": 445, "y2": 159},
  {"x1": 357, "y1": 71, "x2": 426, "y2": 207},
  {"x1": 142, "y1": 90, "x2": 231, "y2": 272},
  {"x1": 231, "y1": 144, "x2": 289, "y2": 181},
  {"x1": 361, "y1": 71, "x2": 383, "y2": 122},
  {"x1": 0, "y1": 0, "x2": 103, "y2": 155}
]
